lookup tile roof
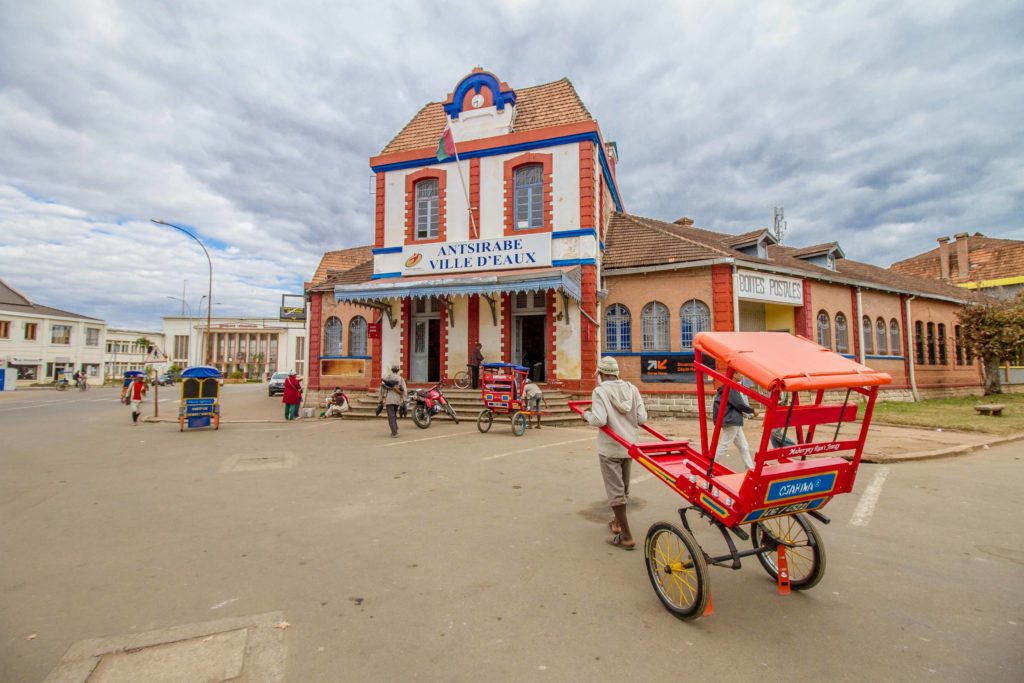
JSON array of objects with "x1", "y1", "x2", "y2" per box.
[
  {"x1": 890, "y1": 234, "x2": 1024, "y2": 285},
  {"x1": 0, "y1": 278, "x2": 103, "y2": 320},
  {"x1": 786, "y1": 242, "x2": 841, "y2": 257},
  {"x1": 603, "y1": 214, "x2": 985, "y2": 303},
  {"x1": 309, "y1": 246, "x2": 374, "y2": 289},
  {"x1": 379, "y1": 78, "x2": 593, "y2": 155}
]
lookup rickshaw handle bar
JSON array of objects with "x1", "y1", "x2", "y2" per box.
[{"x1": 567, "y1": 400, "x2": 672, "y2": 444}]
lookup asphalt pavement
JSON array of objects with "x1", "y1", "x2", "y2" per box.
[{"x1": 1, "y1": 384, "x2": 1021, "y2": 682}]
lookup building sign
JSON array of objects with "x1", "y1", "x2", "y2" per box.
[
  {"x1": 736, "y1": 269, "x2": 804, "y2": 306},
  {"x1": 279, "y1": 294, "x2": 306, "y2": 321},
  {"x1": 367, "y1": 322, "x2": 381, "y2": 339},
  {"x1": 402, "y1": 234, "x2": 552, "y2": 276},
  {"x1": 640, "y1": 354, "x2": 714, "y2": 383}
]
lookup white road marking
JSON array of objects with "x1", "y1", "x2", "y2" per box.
[
  {"x1": 849, "y1": 466, "x2": 889, "y2": 527},
  {"x1": 629, "y1": 472, "x2": 653, "y2": 485},
  {"x1": 483, "y1": 437, "x2": 591, "y2": 461},
  {"x1": 376, "y1": 433, "x2": 457, "y2": 448},
  {"x1": 0, "y1": 399, "x2": 81, "y2": 412},
  {"x1": 210, "y1": 597, "x2": 239, "y2": 610}
]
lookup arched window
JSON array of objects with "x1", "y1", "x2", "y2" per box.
[
  {"x1": 937, "y1": 323, "x2": 947, "y2": 365},
  {"x1": 889, "y1": 319, "x2": 901, "y2": 356},
  {"x1": 862, "y1": 315, "x2": 874, "y2": 354},
  {"x1": 605, "y1": 304, "x2": 632, "y2": 352},
  {"x1": 914, "y1": 321, "x2": 924, "y2": 364},
  {"x1": 349, "y1": 316, "x2": 367, "y2": 356},
  {"x1": 514, "y1": 164, "x2": 544, "y2": 230},
  {"x1": 835, "y1": 313, "x2": 849, "y2": 353},
  {"x1": 816, "y1": 310, "x2": 832, "y2": 349},
  {"x1": 680, "y1": 299, "x2": 710, "y2": 350},
  {"x1": 926, "y1": 322, "x2": 936, "y2": 364},
  {"x1": 415, "y1": 178, "x2": 439, "y2": 239},
  {"x1": 876, "y1": 317, "x2": 887, "y2": 355},
  {"x1": 323, "y1": 317, "x2": 342, "y2": 356},
  {"x1": 641, "y1": 302, "x2": 670, "y2": 351},
  {"x1": 954, "y1": 324, "x2": 964, "y2": 365}
]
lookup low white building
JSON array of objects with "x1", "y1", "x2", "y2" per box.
[
  {"x1": 162, "y1": 316, "x2": 307, "y2": 379},
  {"x1": 0, "y1": 278, "x2": 107, "y2": 386},
  {"x1": 104, "y1": 328, "x2": 167, "y2": 380}
]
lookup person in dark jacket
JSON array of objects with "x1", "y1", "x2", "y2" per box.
[
  {"x1": 282, "y1": 371, "x2": 303, "y2": 420},
  {"x1": 469, "y1": 342, "x2": 484, "y2": 389},
  {"x1": 712, "y1": 379, "x2": 758, "y2": 470}
]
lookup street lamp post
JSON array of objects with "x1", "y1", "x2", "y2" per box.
[{"x1": 152, "y1": 219, "x2": 213, "y2": 365}]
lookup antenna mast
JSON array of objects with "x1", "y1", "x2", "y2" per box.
[{"x1": 773, "y1": 207, "x2": 787, "y2": 244}]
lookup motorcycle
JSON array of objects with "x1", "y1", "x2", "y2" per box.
[{"x1": 409, "y1": 383, "x2": 459, "y2": 429}]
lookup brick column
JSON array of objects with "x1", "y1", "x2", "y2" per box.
[
  {"x1": 468, "y1": 294, "x2": 480, "y2": 353},
  {"x1": 579, "y1": 141, "x2": 596, "y2": 229},
  {"x1": 374, "y1": 172, "x2": 385, "y2": 248},
  {"x1": 794, "y1": 282, "x2": 813, "y2": 339},
  {"x1": 308, "y1": 293, "x2": 322, "y2": 389},
  {"x1": 546, "y1": 290, "x2": 557, "y2": 382},
  {"x1": 400, "y1": 299, "x2": 411, "y2": 377},
  {"x1": 469, "y1": 159, "x2": 480, "y2": 238},
  {"x1": 501, "y1": 292, "x2": 511, "y2": 363},
  {"x1": 580, "y1": 265, "x2": 598, "y2": 390},
  {"x1": 710, "y1": 265, "x2": 734, "y2": 331},
  {"x1": 370, "y1": 311, "x2": 383, "y2": 386},
  {"x1": 439, "y1": 302, "x2": 449, "y2": 380},
  {"x1": 849, "y1": 288, "x2": 860, "y2": 358}
]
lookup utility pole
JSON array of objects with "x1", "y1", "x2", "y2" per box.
[{"x1": 773, "y1": 207, "x2": 787, "y2": 244}]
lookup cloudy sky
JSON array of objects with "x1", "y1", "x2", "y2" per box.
[{"x1": 1, "y1": 0, "x2": 1021, "y2": 329}]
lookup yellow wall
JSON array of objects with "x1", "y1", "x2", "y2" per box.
[{"x1": 765, "y1": 303, "x2": 794, "y2": 332}]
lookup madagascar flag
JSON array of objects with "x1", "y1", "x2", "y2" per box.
[{"x1": 436, "y1": 127, "x2": 455, "y2": 161}]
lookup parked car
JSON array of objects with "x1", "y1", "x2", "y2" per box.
[
  {"x1": 268, "y1": 371, "x2": 290, "y2": 397},
  {"x1": 149, "y1": 373, "x2": 176, "y2": 386}
]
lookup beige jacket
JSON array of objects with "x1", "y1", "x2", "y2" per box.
[
  {"x1": 583, "y1": 379, "x2": 648, "y2": 459},
  {"x1": 379, "y1": 372, "x2": 407, "y2": 406}
]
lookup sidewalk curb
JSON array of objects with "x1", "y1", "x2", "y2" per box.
[{"x1": 863, "y1": 431, "x2": 1024, "y2": 463}]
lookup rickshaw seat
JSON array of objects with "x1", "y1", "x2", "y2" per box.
[{"x1": 712, "y1": 472, "x2": 746, "y2": 497}]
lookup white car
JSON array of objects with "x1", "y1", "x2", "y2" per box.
[{"x1": 268, "y1": 371, "x2": 290, "y2": 397}]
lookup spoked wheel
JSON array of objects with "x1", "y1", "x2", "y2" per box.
[
  {"x1": 644, "y1": 522, "x2": 709, "y2": 620},
  {"x1": 443, "y1": 402, "x2": 459, "y2": 424},
  {"x1": 412, "y1": 404, "x2": 431, "y2": 429},
  {"x1": 511, "y1": 411, "x2": 528, "y2": 436},
  {"x1": 477, "y1": 409, "x2": 493, "y2": 433},
  {"x1": 452, "y1": 371, "x2": 470, "y2": 390},
  {"x1": 751, "y1": 513, "x2": 826, "y2": 590}
]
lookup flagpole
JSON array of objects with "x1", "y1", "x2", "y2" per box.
[{"x1": 446, "y1": 123, "x2": 478, "y2": 240}]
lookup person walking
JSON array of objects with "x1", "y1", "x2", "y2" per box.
[
  {"x1": 582, "y1": 357, "x2": 648, "y2": 551},
  {"x1": 469, "y1": 342, "x2": 484, "y2": 389},
  {"x1": 378, "y1": 364, "x2": 407, "y2": 438},
  {"x1": 712, "y1": 379, "x2": 758, "y2": 470},
  {"x1": 127, "y1": 374, "x2": 147, "y2": 425},
  {"x1": 282, "y1": 371, "x2": 303, "y2": 420}
]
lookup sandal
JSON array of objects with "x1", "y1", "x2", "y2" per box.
[{"x1": 606, "y1": 533, "x2": 635, "y2": 551}]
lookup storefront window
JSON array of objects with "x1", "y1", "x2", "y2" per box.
[
  {"x1": 323, "y1": 317, "x2": 342, "y2": 356},
  {"x1": 834, "y1": 313, "x2": 849, "y2": 353},
  {"x1": 605, "y1": 304, "x2": 631, "y2": 352},
  {"x1": 680, "y1": 300, "x2": 710, "y2": 351},
  {"x1": 816, "y1": 311, "x2": 832, "y2": 350},
  {"x1": 875, "y1": 318, "x2": 887, "y2": 355},
  {"x1": 415, "y1": 178, "x2": 439, "y2": 239},
  {"x1": 349, "y1": 316, "x2": 367, "y2": 356},
  {"x1": 514, "y1": 164, "x2": 544, "y2": 230},
  {"x1": 889, "y1": 319, "x2": 901, "y2": 356},
  {"x1": 641, "y1": 302, "x2": 669, "y2": 351},
  {"x1": 861, "y1": 316, "x2": 873, "y2": 354}
]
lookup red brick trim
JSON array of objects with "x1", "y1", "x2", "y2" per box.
[
  {"x1": 440, "y1": 302, "x2": 449, "y2": 380},
  {"x1": 579, "y1": 142, "x2": 596, "y2": 229},
  {"x1": 468, "y1": 294, "x2": 480, "y2": 358},
  {"x1": 469, "y1": 158, "x2": 480, "y2": 238},
  {"x1": 794, "y1": 281, "x2": 813, "y2": 338},
  {"x1": 405, "y1": 168, "x2": 447, "y2": 245},
  {"x1": 711, "y1": 265, "x2": 734, "y2": 331},
  {"x1": 400, "y1": 299, "x2": 411, "y2": 377},
  {"x1": 501, "y1": 292, "x2": 511, "y2": 363},
  {"x1": 849, "y1": 289, "x2": 861, "y2": 359},
  {"x1": 580, "y1": 265, "x2": 597, "y2": 389},
  {"x1": 546, "y1": 290, "x2": 557, "y2": 381},
  {"x1": 370, "y1": 309, "x2": 382, "y2": 386},
  {"x1": 503, "y1": 152, "x2": 553, "y2": 236},
  {"x1": 374, "y1": 172, "x2": 386, "y2": 248},
  {"x1": 308, "y1": 292, "x2": 323, "y2": 389}
]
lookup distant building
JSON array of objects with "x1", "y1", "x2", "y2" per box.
[
  {"x1": 891, "y1": 233, "x2": 1024, "y2": 300},
  {"x1": 162, "y1": 316, "x2": 306, "y2": 379},
  {"x1": 104, "y1": 328, "x2": 166, "y2": 379},
  {"x1": 0, "y1": 278, "x2": 107, "y2": 385}
]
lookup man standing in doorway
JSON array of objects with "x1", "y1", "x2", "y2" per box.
[
  {"x1": 582, "y1": 357, "x2": 648, "y2": 551},
  {"x1": 128, "y1": 374, "x2": 147, "y2": 425},
  {"x1": 469, "y1": 342, "x2": 484, "y2": 389}
]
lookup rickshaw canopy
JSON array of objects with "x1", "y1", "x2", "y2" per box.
[
  {"x1": 481, "y1": 362, "x2": 529, "y2": 372},
  {"x1": 693, "y1": 331, "x2": 892, "y2": 392},
  {"x1": 181, "y1": 366, "x2": 222, "y2": 379},
  {"x1": 124, "y1": 370, "x2": 145, "y2": 378}
]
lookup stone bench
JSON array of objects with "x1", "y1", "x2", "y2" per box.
[{"x1": 973, "y1": 404, "x2": 1005, "y2": 416}]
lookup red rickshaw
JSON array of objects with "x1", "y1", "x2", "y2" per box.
[
  {"x1": 569, "y1": 331, "x2": 891, "y2": 620},
  {"x1": 476, "y1": 362, "x2": 548, "y2": 436}
]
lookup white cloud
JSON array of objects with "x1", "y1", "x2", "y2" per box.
[{"x1": 0, "y1": 0, "x2": 1021, "y2": 327}]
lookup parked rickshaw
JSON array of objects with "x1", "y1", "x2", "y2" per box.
[
  {"x1": 178, "y1": 366, "x2": 222, "y2": 431},
  {"x1": 569, "y1": 332, "x2": 891, "y2": 620},
  {"x1": 476, "y1": 362, "x2": 547, "y2": 436}
]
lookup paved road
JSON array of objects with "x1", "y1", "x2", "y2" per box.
[{"x1": 1, "y1": 384, "x2": 1021, "y2": 681}]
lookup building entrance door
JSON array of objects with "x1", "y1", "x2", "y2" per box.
[
  {"x1": 410, "y1": 316, "x2": 441, "y2": 383},
  {"x1": 513, "y1": 314, "x2": 547, "y2": 381}
]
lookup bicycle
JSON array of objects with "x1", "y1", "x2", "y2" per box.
[{"x1": 451, "y1": 366, "x2": 471, "y2": 390}]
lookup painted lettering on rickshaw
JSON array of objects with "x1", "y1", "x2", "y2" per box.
[
  {"x1": 784, "y1": 442, "x2": 841, "y2": 457},
  {"x1": 430, "y1": 239, "x2": 538, "y2": 270},
  {"x1": 765, "y1": 472, "x2": 837, "y2": 503}
]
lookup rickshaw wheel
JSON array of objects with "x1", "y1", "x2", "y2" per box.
[
  {"x1": 511, "y1": 412, "x2": 528, "y2": 436},
  {"x1": 751, "y1": 513, "x2": 826, "y2": 590},
  {"x1": 412, "y1": 404, "x2": 432, "y2": 429},
  {"x1": 644, "y1": 522, "x2": 709, "y2": 620},
  {"x1": 476, "y1": 409, "x2": 493, "y2": 433}
]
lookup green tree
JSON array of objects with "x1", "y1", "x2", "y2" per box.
[{"x1": 958, "y1": 294, "x2": 1024, "y2": 395}]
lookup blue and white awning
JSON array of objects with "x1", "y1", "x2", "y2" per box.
[{"x1": 334, "y1": 266, "x2": 582, "y2": 304}]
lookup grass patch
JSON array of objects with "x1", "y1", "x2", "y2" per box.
[{"x1": 873, "y1": 393, "x2": 1024, "y2": 435}]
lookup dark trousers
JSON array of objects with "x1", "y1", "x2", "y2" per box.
[
  {"x1": 386, "y1": 404, "x2": 399, "y2": 436},
  {"x1": 470, "y1": 365, "x2": 480, "y2": 389}
]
